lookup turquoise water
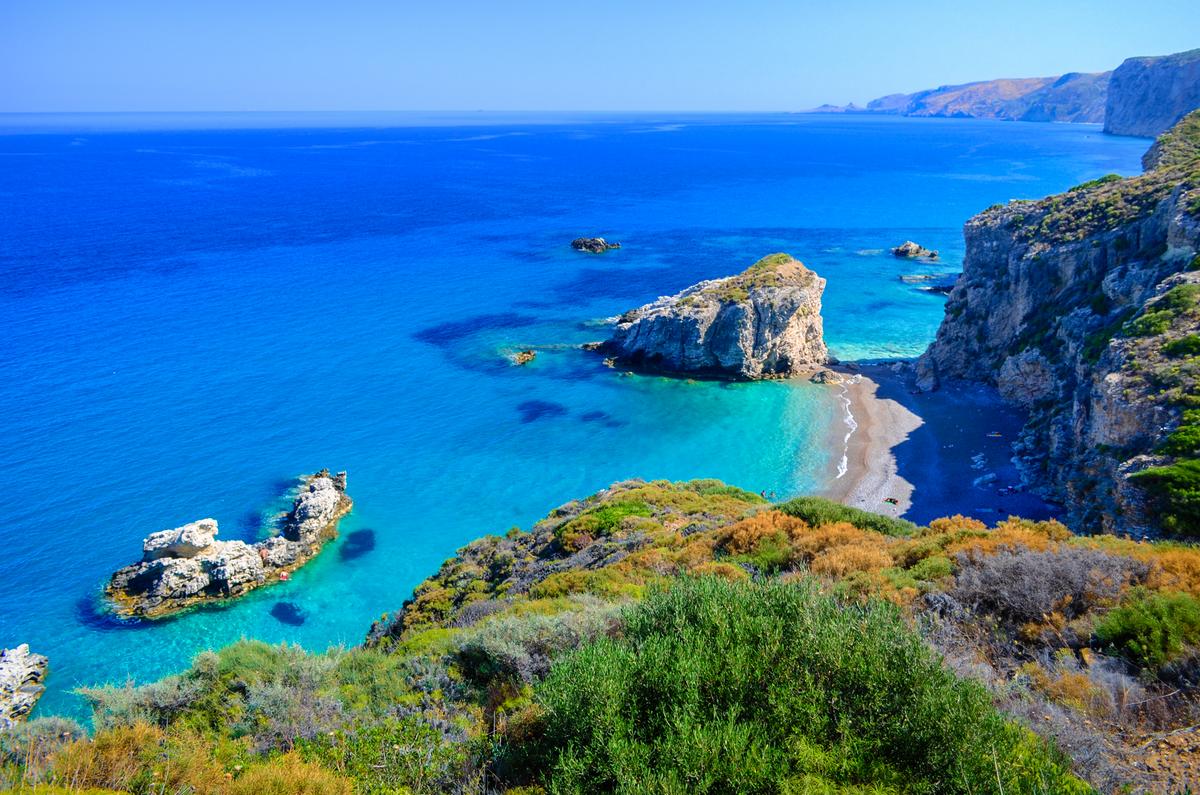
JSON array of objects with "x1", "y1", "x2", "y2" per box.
[{"x1": 0, "y1": 113, "x2": 1147, "y2": 718}]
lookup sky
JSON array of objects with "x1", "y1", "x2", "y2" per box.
[{"x1": 1, "y1": 0, "x2": 1197, "y2": 113}]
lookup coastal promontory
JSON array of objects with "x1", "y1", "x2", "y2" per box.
[
  {"x1": 599, "y1": 253, "x2": 829, "y2": 379},
  {"x1": 106, "y1": 470, "x2": 352, "y2": 619},
  {"x1": 1105, "y1": 48, "x2": 1200, "y2": 137},
  {"x1": 917, "y1": 111, "x2": 1200, "y2": 536},
  {"x1": 0, "y1": 645, "x2": 47, "y2": 730}
]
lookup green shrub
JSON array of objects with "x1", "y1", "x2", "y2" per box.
[
  {"x1": 298, "y1": 719, "x2": 469, "y2": 795},
  {"x1": 1156, "y1": 283, "x2": 1200, "y2": 313},
  {"x1": 1163, "y1": 334, "x2": 1200, "y2": 357},
  {"x1": 1069, "y1": 174, "x2": 1122, "y2": 193},
  {"x1": 1094, "y1": 589, "x2": 1200, "y2": 671},
  {"x1": 1131, "y1": 458, "x2": 1200, "y2": 535},
  {"x1": 1124, "y1": 309, "x2": 1174, "y2": 337},
  {"x1": 1159, "y1": 410, "x2": 1200, "y2": 457},
  {"x1": 777, "y1": 496, "x2": 916, "y2": 536},
  {"x1": 502, "y1": 577, "x2": 1084, "y2": 794}
]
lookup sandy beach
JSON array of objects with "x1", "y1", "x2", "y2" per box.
[
  {"x1": 820, "y1": 368, "x2": 922, "y2": 518},
  {"x1": 816, "y1": 364, "x2": 1061, "y2": 524}
]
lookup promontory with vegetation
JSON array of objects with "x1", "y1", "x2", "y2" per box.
[{"x1": 598, "y1": 253, "x2": 829, "y2": 379}]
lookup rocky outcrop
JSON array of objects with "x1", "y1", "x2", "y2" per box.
[
  {"x1": 106, "y1": 471, "x2": 352, "y2": 619},
  {"x1": 892, "y1": 241, "x2": 939, "y2": 259},
  {"x1": 571, "y1": 237, "x2": 620, "y2": 253},
  {"x1": 513, "y1": 350, "x2": 536, "y2": 365},
  {"x1": 854, "y1": 72, "x2": 1110, "y2": 123},
  {"x1": 0, "y1": 645, "x2": 47, "y2": 729},
  {"x1": 599, "y1": 253, "x2": 829, "y2": 379},
  {"x1": 917, "y1": 111, "x2": 1200, "y2": 536},
  {"x1": 1105, "y1": 49, "x2": 1200, "y2": 137}
]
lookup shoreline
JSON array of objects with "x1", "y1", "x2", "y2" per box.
[
  {"x1": 818, "y1": 368, "x2": 921, "y2": 518},
  {"x1": 815, "y1": 363, "x2": 1062, "y2": 525}
]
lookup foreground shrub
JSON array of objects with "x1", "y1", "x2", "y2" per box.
[
  {"x1": 1094, "y1": 588, "x2": 1200, "y2": 671},
  {"x1": 298, "y1": 718, "x2": 471, "y2": 794},
  {"x1": 953, "y1": 547, "x2": 1147, "y2": 626},
  {"x1": 228, "y1": 752, "x2": 351, "y2": 795},
  {"x1": 501, "y1": 577, "x2": 1085, "y2": 794},
  {"x1": 776, "y1": 496, "x2": 916, "y2": 536}
]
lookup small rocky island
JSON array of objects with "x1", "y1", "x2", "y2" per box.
[
  {"x1": 0, "y1": 645, "x2": 48, "y2": 730},
  {"x1": 106, "y1": 470, "x2": 352, "y2": 619},
  {"x1": 891, "y1": 240, "x2": 939, "y2": 259},
  {"x1": 571, "y1": 237, "x2": 621, "y2": 253},
  {"x1": 598, "y1": 253, "x2": 829, "y2": 379}
]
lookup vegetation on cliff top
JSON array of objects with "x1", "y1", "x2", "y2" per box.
[
  {"x1": 7, "y1": 479, "x2": 1200, "y2": 793},
  {"x1": 695, "y1": 252, "x2": 818, "y2": 303}
]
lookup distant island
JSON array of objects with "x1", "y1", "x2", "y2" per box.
[{"x1": 814, "y1": 47, "x2": 1200, "y2": 137}]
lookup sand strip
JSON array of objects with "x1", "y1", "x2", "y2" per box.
[{"x1": 819, "y1": 369, "x2": 923, "y2": 518}]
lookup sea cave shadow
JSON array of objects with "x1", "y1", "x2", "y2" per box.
[{"x1": 858, "y1": 363, "x2": 1061, "y2": 526}]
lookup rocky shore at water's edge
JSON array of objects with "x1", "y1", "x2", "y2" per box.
[{"x1": 105, "y1": 470, "x2": 352, "y2": 619}]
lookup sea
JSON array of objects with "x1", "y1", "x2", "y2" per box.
[{"x1": 0, "y1": 111, "x2": 1148, "y2": 718}]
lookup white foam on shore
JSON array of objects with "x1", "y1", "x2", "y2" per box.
[{"x1": 834, "y1": 374, "x2": 862, "y2": 479}]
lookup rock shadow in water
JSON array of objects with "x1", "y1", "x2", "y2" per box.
[
  {"x1": 413, "y1": 313, "x2": 539, "y2": 348},
  {"x1": 518, "y1": 400, "x2": 569, "y2": 423},
  {"x1": 339, "y1": 529, "x2": 376, "y2": 561},
  {"x1": 75, "y1": 595, "x2": 155, "y2": 632},
  {"x1": 270, "y1": 602, "x2": 308, "y2": 626},
  {"x1": 579, "y1": 409, "x2": 625, "y2": 428}
]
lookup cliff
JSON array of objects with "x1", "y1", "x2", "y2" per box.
[
  {"x1": 861, "y1": 71, "x2": 1110, "y2": 123},
  {"x1": 106, "y1": 470, "x2": 352, "y2": 618},
  {"x1": 1105, "y1": 48, "x2": 1200, "y2": 137},
  {"x1": 600, "y1": 253, "x2": 829, "y2": 379},
  {"x1": 917, "y1": 111, "x2": 1200, "y2": 536}
]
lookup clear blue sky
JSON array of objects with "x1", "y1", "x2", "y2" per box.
[{"x1": 1, "y1": 0, "x2": 1196, "y2": 112}]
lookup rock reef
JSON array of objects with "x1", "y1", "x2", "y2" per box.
[
  {"x1": 1105, "y1": 48, "x2": 1200, "y2": 137},
  {"x1": 891, "y1": 241, "x2": 939, "y2": 259},
  {"x1": 571, "y1": 237, "x2": 620, "y2": 253},
  {"x1": 917, "y1": 111, "x2": 1200, "y2": 535},
  {"x1": 599, "y1": 253, "x2": 829, "y2": 379},
  {"x1": 0, "y1": 645, "x2": 47, "y2": 729},
  {"x1": 106, "y1": 470, "x2": 352, "y2": 619}
]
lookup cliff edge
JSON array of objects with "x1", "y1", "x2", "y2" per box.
[
  {"x1": 600, "y1": 253, "x2": 829, "y2": 379},
  {"x1": 918, "y1": 111, "x2": 1200, "y2": 536},
  {"x1": 1105, "y1": 49, "x2": 1200, "y2": 137}
]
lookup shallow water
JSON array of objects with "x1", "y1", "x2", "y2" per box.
[{"x1": 0, "y1": 113, "x2": 1147, "y2": 717}]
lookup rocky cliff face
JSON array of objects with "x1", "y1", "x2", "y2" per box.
[
  {"x1": 861, "y1": 72, "x2": 1110, "y2": 123},
  {"x1": 1105, "y1": 49, "x2": 1200, "y2": 137},
  {"x1": 601, "y1": 253, "x2": 829, "y2": 379},
  {"x1": 0, "y1": 645, "x2": 47, "y2": 730},
  {"x1": 106, "y1": 470, "x2": 352, "y2": 618},
  {"x1": 918, "y1": 112, "x2": 1200, "y2": 536}
]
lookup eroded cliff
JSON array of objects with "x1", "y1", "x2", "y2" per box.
[
  {"x1": 918, "y1": 111, "x2": 1200, "y2": 536},
  {"x1": 1105, "y1": 48, "x2": 1200, "y2": 137},
  {"x1": 600, "y1": 253, "x2": 829, "y2": 379}
]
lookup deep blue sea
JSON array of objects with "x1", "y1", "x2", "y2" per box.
[{"x1": 0, "y1": 112, "x2": 1147, "y2": 718}]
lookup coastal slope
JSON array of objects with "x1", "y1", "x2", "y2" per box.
[
  {"x1": 1105, "y1": 48, "x2": 1200, "y2": 137},
  {"x1": 917, "y1": 111, "x2": 1200, "y2": 536}
]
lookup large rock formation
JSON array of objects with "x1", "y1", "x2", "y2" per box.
[
  {"x1": 599, "y1": 253, "x2": 829, "y2": 379},
  {"x1": 1105, "y1": 49, "x2": 1200, "y2": 137},
  {"x1": 107, "y1": 470, "x2": 352, "y2": 619},
  {"x1": 0, "y1": 645, "x2": 47, "y2": 729},
  {"x1": 849, "y1": 71, "x2": 1110, "y2": 123},
  {"x1": 917, "y1": 111, "x2": 1200, "y2": 536}
]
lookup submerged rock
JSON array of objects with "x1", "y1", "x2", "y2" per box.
[
  {"x1": 571, "y1": 237, "x2": 621, "y2": 253},
  {"x1": 0, "y1": 645, "x2": 47, "y2": 729},
  {"x1": 892, "y1": 241, "x2": 939, "y2": 259},
  {"x1": 106, "y1": 471, "x2": 352, "y2": 619},
  {"x1": 598, "y1": 253, "x2": 829, "y2": 379}
]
